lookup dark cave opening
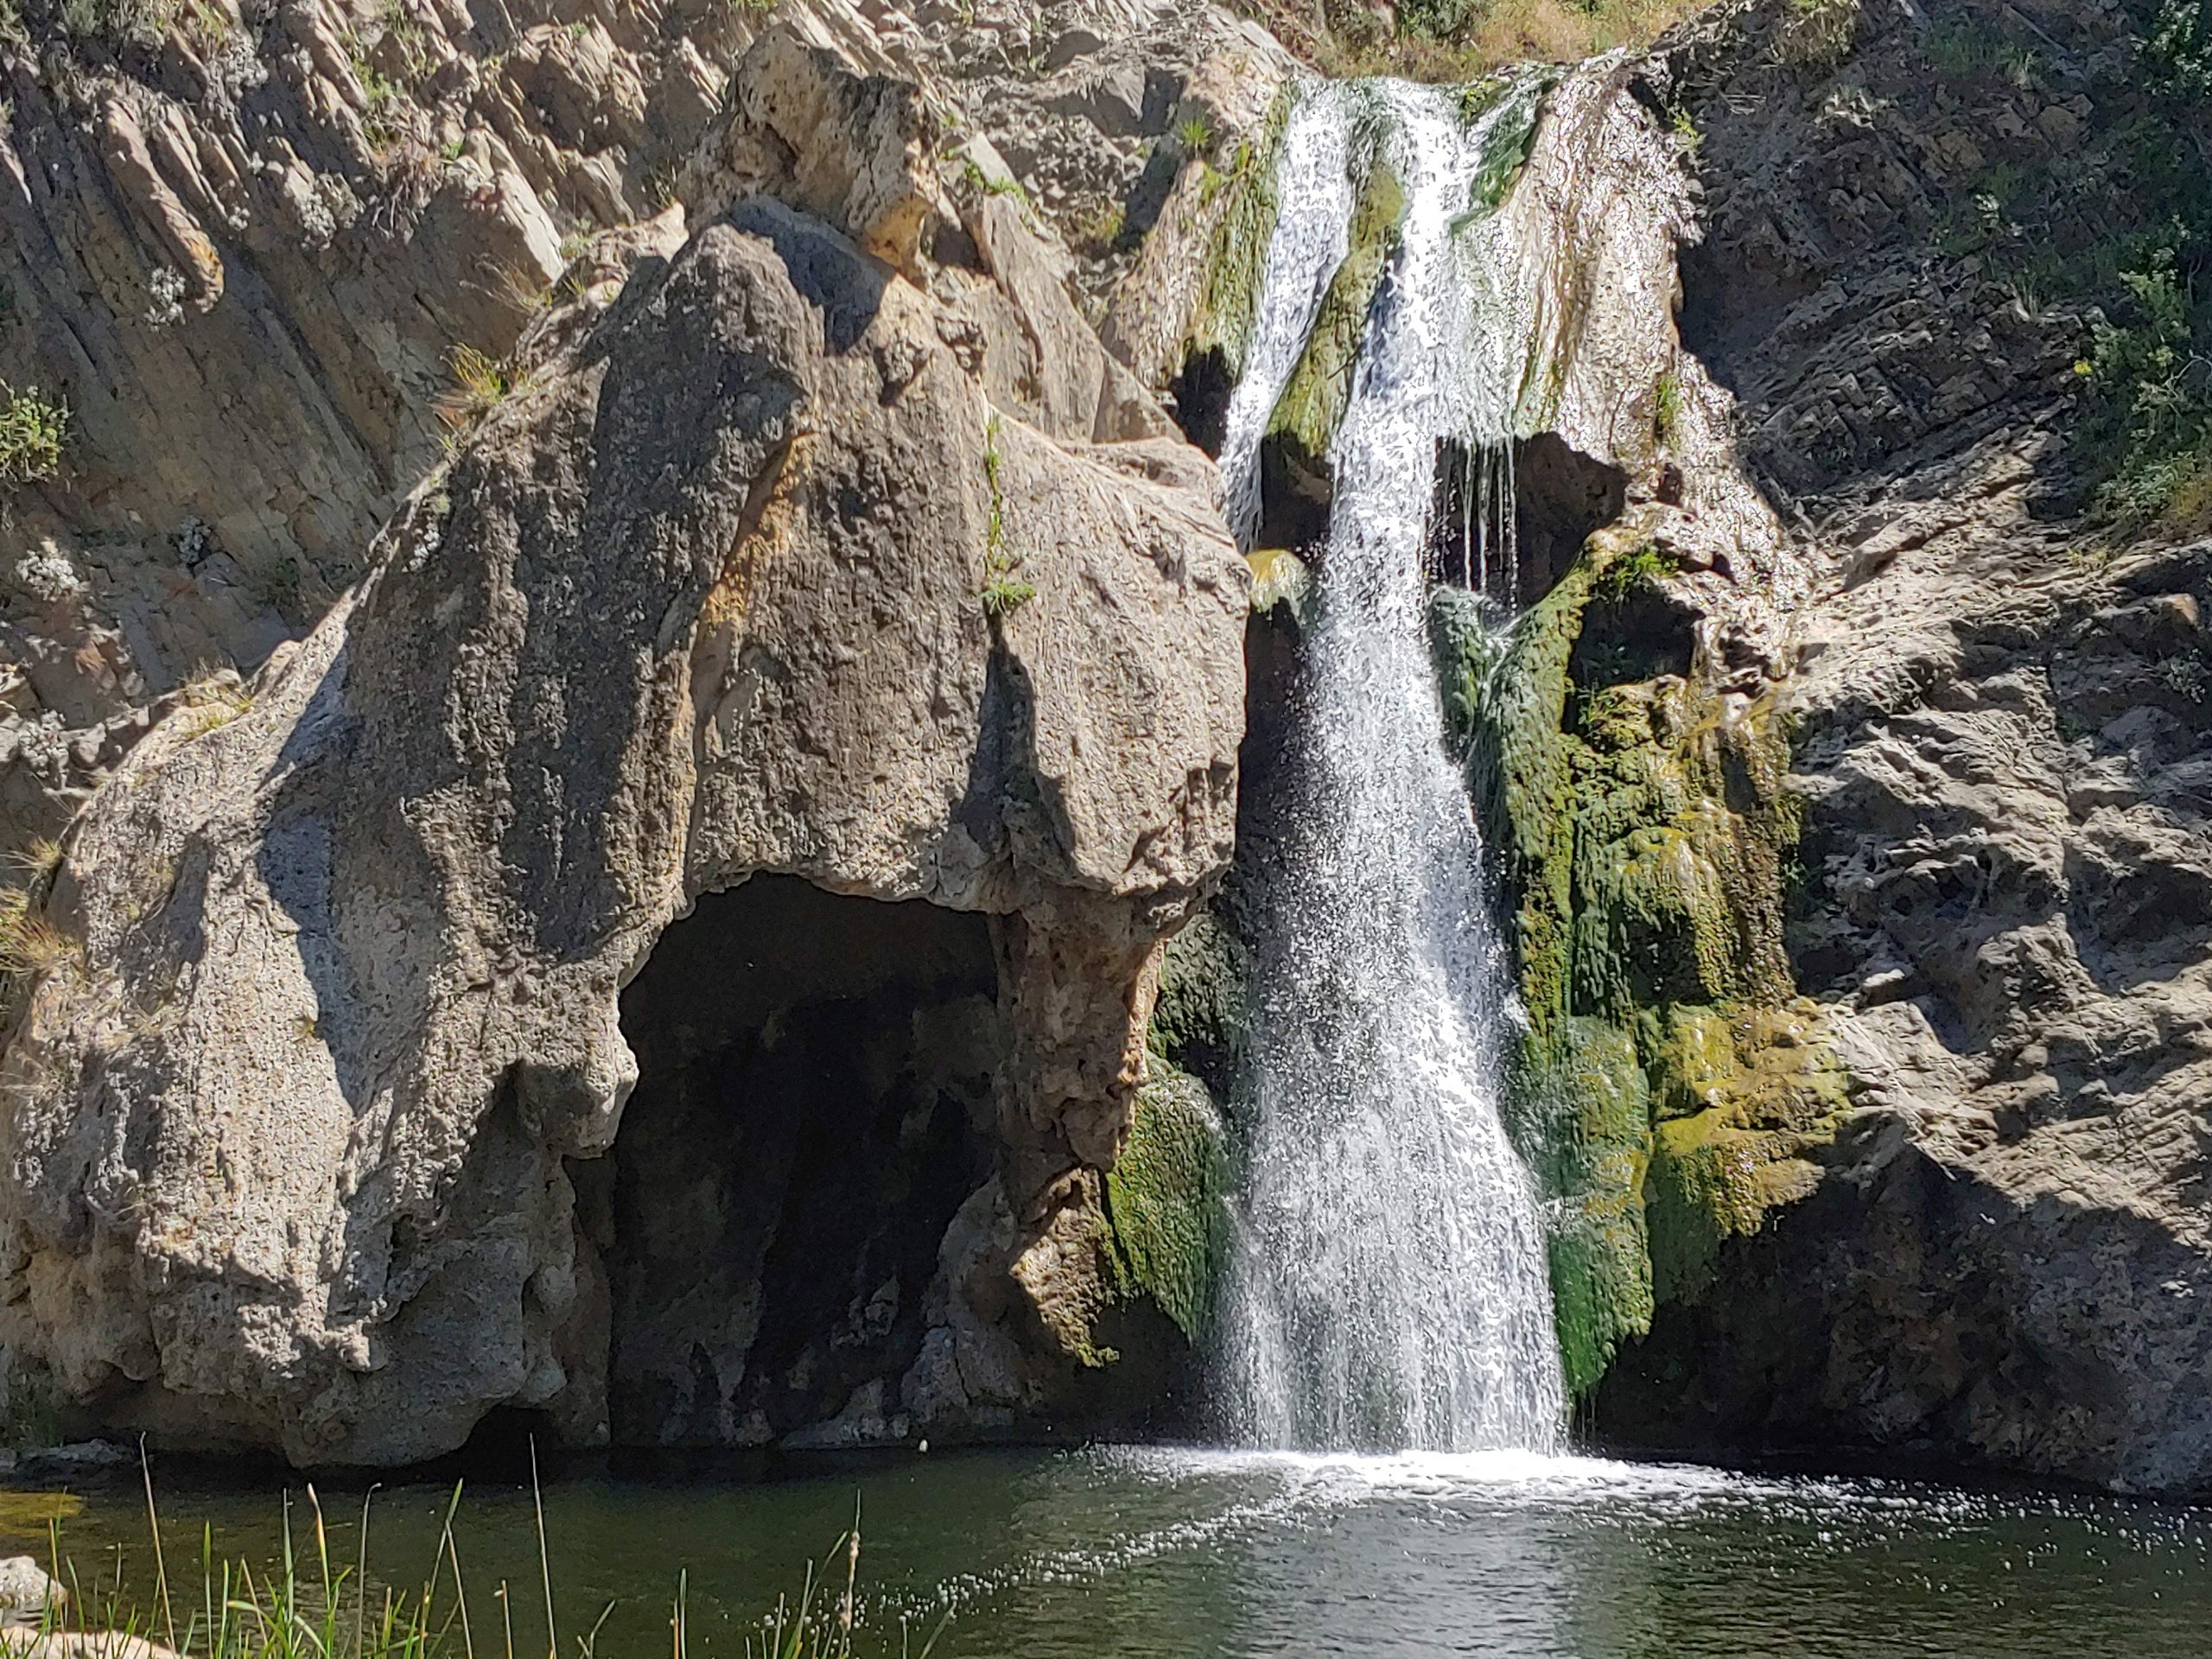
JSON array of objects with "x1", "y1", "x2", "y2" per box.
[
  {"x1": 1428, "y1": 433, "x2": 1630, "y2": 607},
  {"x1": 578, "y1": 877, "x2": 1002, "y2": 1449}
]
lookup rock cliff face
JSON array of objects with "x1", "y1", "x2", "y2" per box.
[
  {"x1": 0, "y1": 12, "x2": 1248, "y2": 1464},
  {"x1": 1592, "y1": 0, "x2": 2212, "y2": 1495},
  {"x1": 0, "y1": 0, "x2": 779, "y2": 849}
]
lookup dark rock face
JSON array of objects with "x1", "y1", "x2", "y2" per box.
[
  {"x1": 595, "y1": 880, "x2": 1001, "y2": 1449},
  {"x1": 1597, "y1": 0, "x2": 2212, "y2": 1495}
]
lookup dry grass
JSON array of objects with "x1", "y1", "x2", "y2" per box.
[
  {"x1": 2157, "y1": 442, "x2": 2212, "y2": 538},
  {"x1": 1459, "y1": 0, "x2": 1712, "y2": 66},
  {"x1": 173, "y1": 671, "x2": 254, "y2": 740},
  {"x1": 1263, "y1": 0, "x2": 1719, "y2": 76},
  {"x1": 1776, "y1": 0, "x2": 1856, "y2": 68},
  {"x1": 7, "y1": 835, "x2": 65, "y2": 888},
  {"x1": 434, "y1": 343, "x2": 523, "y2": 442},
  {"x1": 0, "y1": 888, "x2": 80, "y2": 980}
]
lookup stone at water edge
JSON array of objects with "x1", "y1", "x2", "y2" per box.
[{"x1": 0, "y1": 1559, "x2": 63, "y2": 1627}]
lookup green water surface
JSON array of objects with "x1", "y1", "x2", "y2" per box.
[{"x1": 18, "y1": 1446, "x2": 2211, "y2": 1657}]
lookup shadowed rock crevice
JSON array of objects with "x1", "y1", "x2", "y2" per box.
[
  {"x1": 584, "y1": 877, "x2": 1001, "y2": 1448},
  {"x1": 1428, "y1": 435, "x2": 1630, "y2": 607}
]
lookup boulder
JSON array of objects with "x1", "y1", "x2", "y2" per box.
[{"x1": 0, "y1": 85, "x2": 1244, "y2": 1461}]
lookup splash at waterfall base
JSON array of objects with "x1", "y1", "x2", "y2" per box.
[{"x1": 1175, "y1": 56, "x2": 1853, "y2": 1433}]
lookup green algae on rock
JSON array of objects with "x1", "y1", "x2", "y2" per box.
[
  {"x1": 1440, "y1": 524, "x2": 1847, "y2": 1398},
  {"x1": 1106, "y1": 1065, "x2": 1231, "y2": 1344},
  {"x1": 1184, "y1": 87, "x2": 1297, "y2": 390},
  {"x1": 1259, "y1": 154, "x2": 1408, "y2": 518}
]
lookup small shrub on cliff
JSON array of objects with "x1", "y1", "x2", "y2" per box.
[
  {"x1": 59, "y1": 0, "x2": 179, "y2": 46},
  {"x1": 0, "y1": 384, "x2": 67, "y2": 487},
  {"x1": 174, "y1": 670, "x2": 254, "y2": 738},
  {"x1": 0, "y1": 889, "x2": 79, "y2": 979},
  {"x1": 7, "y1": 835, "x2": 64, "y2": 892},
  {"x1": 976, "y1": 416, "x2": 1035, "y2": 619},
  {"x1": 1777, "y1": 0, "x2": 1858, "y2": 69},
  {"x1": 435, "y1": 343, "x2": 523, "y2": 441},
  {"x1": 1653, "y1": 369, "x2": 1686, "y2": 446}
]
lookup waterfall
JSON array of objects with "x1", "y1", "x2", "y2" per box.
[{"x1": 1217, "y1": 76, "x2": 1567, "y2": 1452}]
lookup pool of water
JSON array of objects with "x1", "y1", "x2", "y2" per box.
[{"x1": 18, "y1": 1446, "x2": 2212, "y2": 1657}]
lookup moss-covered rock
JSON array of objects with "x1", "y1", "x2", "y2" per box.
[
  {"x1": 1147, "y1": 906, "x2": 1251, "y2": 1098},
  {"x1": 1521, "y1": 1016, "x2": 1655, "y2": 1397},
  {"x1": 1105, "y1": 1065, "x2": 1230, "y2": 1343},
  {"x1": 1440, "y1": 521, "x2": 1849, "y2": 1398},
  {"x1": 1184, "y1": 88, "x2": 1294, "y2": 388},
  {"x1": 1258, "y1": 156, "x2": 1408, "y2": 520}
]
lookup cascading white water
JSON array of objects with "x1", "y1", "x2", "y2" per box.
[
  {"x1": 1215, "y1": 87, "x2": 1355, "y2": 550},
  {"x1": 1217, "y1": 76, "x2": 1567, "y2": 1452}
]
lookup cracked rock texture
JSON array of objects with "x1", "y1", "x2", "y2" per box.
[
  {"x1": 1598, "y1": 0, "x2": 2212, "y2": 1494},
  {"x1": 0, "y1": 16, "x2": 1245, "y2": 1465}
]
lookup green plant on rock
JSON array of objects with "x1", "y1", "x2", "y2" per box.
[
  {"x1": 435, "y1": 342, "x2": 524, "y2": 442},
  {"x1": 1593, "y1": 539, "x2": 1678, "y2": 601},
  {"x1": 1923, "y1": 16, "x2": 1999, "y2": 77},
  {"x1": 1653, "y1": 369, "x2": 1685, "y2": 447},
  {"x1": 976, "y1": 415, "x2": 1034, "y2": 618},
  {"x1": 1174, "y1": 113, "x2": 1217, "y2": 156},
  {"x1": 960, "y1": 156, "x2": 1027, "y2": 203},
  {"x1": 0, "y1": 384, "x2": 67, "y2": 487},
  {"x1": 1071, "y1": 197, "x2": 1128, "y2": 256}
]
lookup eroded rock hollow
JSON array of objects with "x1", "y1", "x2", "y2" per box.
[{"x1": 0, "y1": 24, "x2": 1247, "y2": 1465}]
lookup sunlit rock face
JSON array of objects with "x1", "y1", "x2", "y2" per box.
[
  {"x1": 1592, "y1": 0, "x2": 2212, "y2": 1497},
  {"x1": 0, "y1": 26, "x2": 1245, "y2": 1466}
]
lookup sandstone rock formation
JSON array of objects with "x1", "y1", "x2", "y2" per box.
[{"x1": 0, "y1": 20, "x2": 1246, "y2": 1465}]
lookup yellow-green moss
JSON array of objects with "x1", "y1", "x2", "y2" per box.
[
  {"x1": 1438, "y1": 521, "x2": 1849, "y2": 1395},
  {"x1": 1246, "y1": 547, "x2": 1315, "y2": 626},
  {"x1": 1105, "y1": 1066, "x2": 1230, "y2": 1343},
  {"x1": 1186, "y1": 86, "x2": 1295, "y2": 385}
]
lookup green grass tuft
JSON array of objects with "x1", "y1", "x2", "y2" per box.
[{"x1": 1, "y1": 384, "x2": 67, "y2": 487}]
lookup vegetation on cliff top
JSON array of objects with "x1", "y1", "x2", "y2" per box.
[
  {"x1": 1230, "y1": 0, "x2": 1712, "y2": 79},
  {"x1": 1897, "y1": 0, "x2": 2212, "y2": 537}
]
